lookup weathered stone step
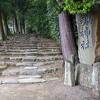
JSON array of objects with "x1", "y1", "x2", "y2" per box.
[
  {"x1": 1, "y1": 64, "x2": 62, "y2": 77},
  {"x1": 0, "y1": 50, "x2": 37, "y2": 53},
  {"x1": 0, "y1": 48, "x2": 61, "y2": 52},
  {"x1": 1, "y1": 67, "x2": 46, "y2": 76},
  {"x1": 0, "y1": 48, "x2": 60, "y2": 53},
  {"x1": 0, "y1": 55, "x2": 62, "y2": 60},
  {"x1": 0, "y1": 76, "x2": 46, "y2": 84},
  {"x1": 0, "y1": 52, "x2": 62, "y2": 56},
  {"x1": 2, "y1": 43, "x2": 59, "y2": 46},
  {"x1": 0, "y1": 59, "x2": 63, "y2": 68},
  {"x1": 0, "y1": 60, "x2": 63, "y2": 71},
  {"x1": 4, "y1": 46, "x2": 60, "y2": 49},
  {"x1": 0, "y1": 42, "x2": 59, "y2": 45},
  {"x1": 0, "y1": 61, "x2": 35, "y2": 67},
  {"x1": 0, "y1": 34, "x2": 63, "y2": 84},
  {"x1": 2, "y1": 42, "x2": 58, "y2": 46},
  {"x1": 5, "y1": 39, "x2": 56, "y2": 43}
]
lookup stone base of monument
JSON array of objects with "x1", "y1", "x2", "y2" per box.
[
  {"x1": 76, "y1": 63, "x2": 100, "y2": 98},
  {"x1": 92, "y1": 63, "x2": 100, "y2": 98}
]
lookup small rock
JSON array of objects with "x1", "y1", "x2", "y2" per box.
[{"x1": 0, "y1": 65, "x2": 7, "y2": 69}]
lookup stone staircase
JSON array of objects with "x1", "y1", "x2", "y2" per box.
[{"x1": 0, "y1": 34, "x2": 63, "y2": 84}]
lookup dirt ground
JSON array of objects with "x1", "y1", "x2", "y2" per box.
[{"x1": 0, "y1": 79, "x2": 99, "y2": 100}]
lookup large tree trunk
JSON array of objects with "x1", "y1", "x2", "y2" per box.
[
  {"x1": 0, "y1": 13, "x2": 3, "y2": 40},
  {"x1": 0, "y1": 11, "x2": 6, "y2": 40},
  {"x1": 3, "y1": 13, "x2": 10, "y2": 36},
  {"x1": 1, "y1": 12, "x2": 7, "y2": 39},
  {"x1": 13, "y1": 11, "x2": 19, "y2": 33},
  {"x1": 58, "y1": 11, "x2": 77, "y2": 86}
]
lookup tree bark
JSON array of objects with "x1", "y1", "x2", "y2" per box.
[
  {"x1": 58, "y1": 11, "x2": 77, "y2": 86},
  {"x1": 3, "y1": 13, "x2": 10, "y2": 36},
  {"x1": 59, "y1": 12, "x2": 76, "y2": 60},
  {"x1": 13, "y1": 11, "x2": 19, "y2": 33},
  {"x1": 18, "y1": 20, "x2": 22, "y2": 34},
  {"x1": 1, "y1": 12, "x2": 7, "y2": 39},
  {"x1": 0, "y1": 13, "x2": 3, "y2": 40},
  {"x1": 22, "y1": 17, "x2": 26, "y2": 34},
  {"x1": 0, "y1": 11, "x2": 6, "y2": 40}
]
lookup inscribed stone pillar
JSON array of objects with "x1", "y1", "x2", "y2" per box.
[{"x1": 76, "y1": 10, "x2": 100, "y2": 65}]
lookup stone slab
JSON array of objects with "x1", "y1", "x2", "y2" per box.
[
  {"x1": 78, "y1": 64, "x2": 93, "y2": 88},
  {"x1": 1, "y1": 78, "x2": 18, "y2": 84},
  {"x1": 18, "y1": 78, "x2": 46, "y2": 84},
  {"x1": 78, "y1": 63, "x2": 100, "y2": 98},
  {"x1": 92, "y1": 63, "x2": 100, "y2": 97},
  {"x1": 18, "y1": 75, "x2": 42, "y2": 79}
]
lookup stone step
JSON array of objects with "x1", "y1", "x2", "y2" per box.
[
  {"x1": 18, "y1": 78, "x2": 46, "y2": 84},
  {"x1": 0, "y1": 52, "x2": 62, "y2": 56},
  {"x1": 3, "y1": 46, "x2": 60, "y2": 49},
  {"x1": 3, "y1": 38, "x2": 55, "y2": 41},
  {"x1": 0, "y1": 59, "x2": 63, "y2": 68},
  {"x1": 5, "y1": 39, "x2": 56, "y2": 43},
  {"x1": 0, "y1": 55, "x2": 63, "y2": 60},
  {"x1": 2, "y1": 42, "x2": 58, "y2": 46},
  {"x1": 1, "y1": 64, "x2": 62, "y2": 76},
  {"x1": 0, "y1": 76, "x2": 46, "y2": 84},
  {"x1": 0, "y1": 62, "x2": 35, "y2": 67},
  {"x1": 0, "y1": 59, "x2": 63, "y2": 69},
  {"x1": 2, "y1": 43, "x2": 59, "y2": 46},
  {"x1": 0, "y1": 48, "x2": 61, "y2": 52},
  {"x1": 0, "y1": 42, "x2": 59, "y2": 46},
  {"x1": 1, "y1": 67, "x2": 46, "y2": 76},
  {"x1": 0, "y1": 34, "x2": 63, "y2": 84}
]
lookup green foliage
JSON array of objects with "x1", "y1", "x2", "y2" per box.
[
  {"x1": 27, "y1": 0, "x2": 50, "y2": 38},
  {"x1": 0, "y1": 0, "x2": 12, "y2": 14},
  {"x1": 26, "y1": 0, "x2": 60, "y2": 40},
  {"x1": 0, "y1": 0, "x2": 60, "y2": 40},
  {"x1": 63, "y1": 0, "x2": 97, "y2": 14},
  {"x1": 47, "y1": 0, "x2": 59, "y2": 41}
]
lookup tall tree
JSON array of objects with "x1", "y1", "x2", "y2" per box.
[
  {"x1": 57, "y1": 0, "x2": 77, "y2": 86},
  {"x1": 0, "y1": 0, "x2": 12, "y2": 39}
]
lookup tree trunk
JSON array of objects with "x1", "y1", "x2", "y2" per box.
[
  {"x1": 20, "y1": 19, "x2": 23, "y2": 34},
  {"x1": 13, "y1": 18, "x2": 15, "y2": 33},
  {"x1": 1, "y1": 12, "x2": 7, "y2": 39},
  {"x1": 13, "y1": 11, "x2": 19, "y2": 33},
  {"x1": 58, "y1": 11, "x2": 77, "y2": 86},
  {"x1": 3, "y1": 13, "x2": 10, "y2": 36},
  {"x1": 0, "y1": 11, "x2": 6, "y2": 40},
  {"x1": 0, "y1": 13, "x2": 3, "y2": 40},
  {"x1": 23, "y1": 17, "x2": 26, "y2": 34},
  {"x1": 21, "y1": 15, "x2": 26, "y2": 34}
]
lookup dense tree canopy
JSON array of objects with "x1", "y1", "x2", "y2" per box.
[
  {"x1": 0, "y1": 0, "x2": 60, "y2": 41},
  {"x1": 0, "y1": 0, "x2": 99, "y2": 41},
  {"x1": 63, "y1": 0, "x2": 100, "y2": 14}
]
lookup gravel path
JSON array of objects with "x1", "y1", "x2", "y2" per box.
[{"x1": 0, "y1": 80, "x2": 98, "y2": 100}]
